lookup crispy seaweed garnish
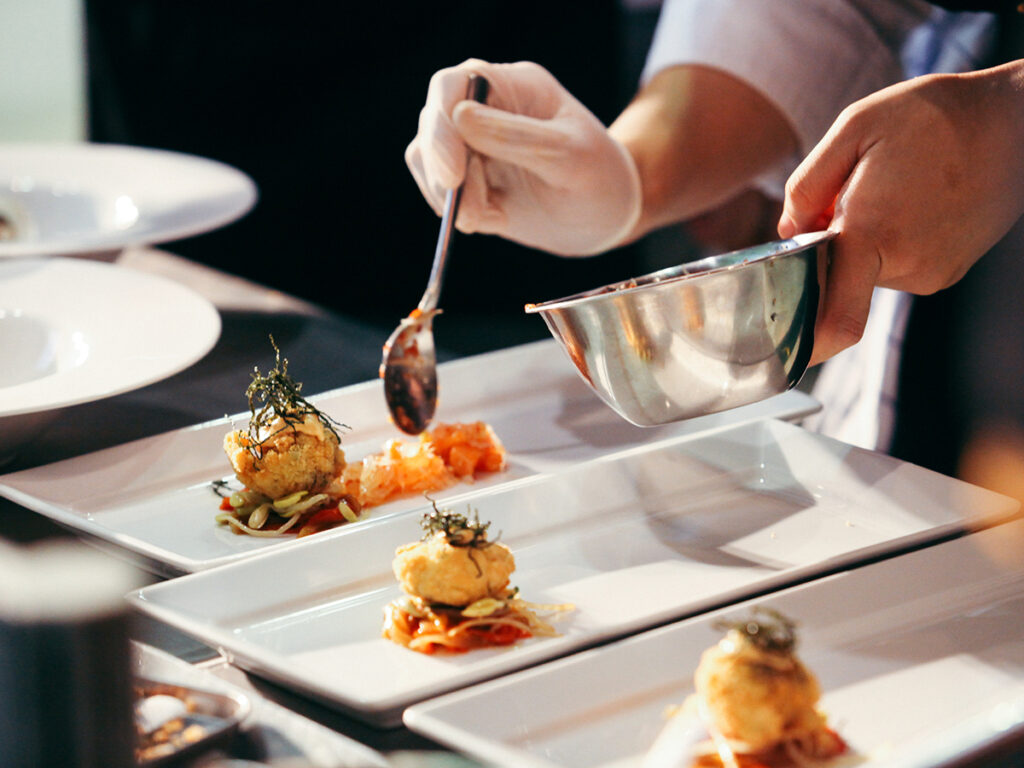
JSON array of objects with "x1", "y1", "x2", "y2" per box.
[
  {"x1": 210, "y1": 478, "x2": 231, "y2": 498},
  {"x1": 713, "y1": 606, "x2": 798, "y2": 655},
  {"x1": 420, "y1": 497, "x2": 497, "y2": 549},
  {"x1": 243, "y1": 336, "x2": 347, "y2": 458}
]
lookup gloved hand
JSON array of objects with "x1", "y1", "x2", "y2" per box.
[{"x1": 406, "y1": 58, "x2": 642, "y2": 256}]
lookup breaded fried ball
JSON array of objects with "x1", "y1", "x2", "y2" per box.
[
  {"x1": 694, "y1": 629, "x2": 824, "y2": 751},
  {"x1": 224, "y1": 413, "x2": 346, "y2": 500},
  {"x1": 392, "y1": 532, "x2": 515, "y2": 607}
]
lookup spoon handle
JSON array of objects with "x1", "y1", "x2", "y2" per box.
[{"x1": 418, "y1": 73, "x2": 490, "y2": 313}]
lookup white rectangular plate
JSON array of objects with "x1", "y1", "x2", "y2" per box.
[
  {"x1": 132, "y1": 641, "x2": 387, "y2": 767},
  {"x1": 404, "y1": 519, "x2": 1024, "y2": 768},
  {"x1": 126, "y1": 419, "x2": 1018, "y2": 726},
  {"x1": 0, "y1": 340, "x2": 819, "y2": 575}
]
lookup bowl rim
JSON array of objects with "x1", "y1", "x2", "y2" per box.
[{"x1": 524, "y1": 230, "x2": 835, "y2": 314}]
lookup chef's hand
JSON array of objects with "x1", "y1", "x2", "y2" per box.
[
  {"x1": 779, "y1": 59, "x2": 1024, "y2": 366},
  {"x1": 406, "y1": 59, "x2": 642, "y2": 256}
]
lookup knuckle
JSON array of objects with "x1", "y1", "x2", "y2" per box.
[
  {"x1": 784, "y1": 173, "x2": 812, "y2": 209},
  {"x1": 459, "y1": 57, "x2": 489, "y2": 70},
  {"x1": 404, "y1": 141, "x2": 418, "y2": 169},
  {"x1": 429, "y1": 60, "x2": 486, "y2": 94},
  {"x1": 871, "y1": 226, "x2": 904, "y2": 269},
  {"x1": 515, "y1": 60, "x2": 545, "y2": 77},
  {"x1": 454, "y1": 58, "x2": 493, "y2": 83},
  {"x1": 417, "y1": 103, "x2": 431, "y2": 129},
  {"x1": 834, "y1": 102, "x2": 860, "y2": 129},
  {"x1": 427, "y1": 67, "x2": 453, "y2": 91},
  {"x1": 914, "y1": 271, "x2": 950, "y2": 296},
  {"x1": 836, "y1": 98, "x2": 872, "y2": 132},
  {"x1": 830, "y1": 311, "x2": 868, "y2": 350}
]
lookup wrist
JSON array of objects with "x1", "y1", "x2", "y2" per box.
[{"x1": 584, "y1": 136, "x2": 643, "y2": 255}]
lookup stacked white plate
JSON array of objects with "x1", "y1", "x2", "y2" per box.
[
  {"x1": 0, "y1": 143, "x2": 255, "y2": 258},
  {"x1": 0, "y1": 143, "x2": 256, "y2": 463}
]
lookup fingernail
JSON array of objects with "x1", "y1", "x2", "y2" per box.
[
  {"x1": 777, "y1": 212, "x2": 796, "y2": 239},
  {"x1": 453, "y1": 100, "x2": 484, "y2": 121}
]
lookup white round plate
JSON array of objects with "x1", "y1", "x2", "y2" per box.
[
  {"x1": 0, "y1": 257, "x2": 221, "y2": 418},
  {"x1": 0, "y1": 143, "x2": 257, "y2": 257}
]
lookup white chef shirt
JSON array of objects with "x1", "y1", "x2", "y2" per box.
[
  {"x1": 640, "y1": 0, "x2": 996, "y2": 451},
  {"x1": 642, "y1": 0, "x2": 939, "y2": 197}
]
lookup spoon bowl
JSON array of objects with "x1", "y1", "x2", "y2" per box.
[{"x1": 380, "y1": 308, "x2": 441, "y2": 435}]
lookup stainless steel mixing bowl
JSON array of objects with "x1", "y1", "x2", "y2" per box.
[{"x1": 525, "y1": 231, "x2": 834, "y2": 426}]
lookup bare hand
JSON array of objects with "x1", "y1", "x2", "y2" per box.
[{"x1": 779, "y1": 60, "x2": 1024, "y2": 365}]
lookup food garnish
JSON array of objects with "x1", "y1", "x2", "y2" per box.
[
  {"x1": 711, "y1": 606, "x2": 797, "y2": 656},
  {"x1": 338, "y1": 420, "x2": 507, "y2": 509},
  {"x1": 216, "y1": 339, "x2": 509, "y2": 538},
  {"x1": 420, "y1": 497, "x2": 497, "y2": 548},
  {"x1": 383, "y1": 503, "x2": 572, "y2": 654},
  {"x1": 241, "y1": 335, "x2": 346, "y2": 459}
]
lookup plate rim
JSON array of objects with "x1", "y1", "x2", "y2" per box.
[
  {"x1": 0, "y1": 141, "x2": 257, "y2": 257},
  {"x1": 0, "y1": 256, "x2": 221, "y2": 417}
]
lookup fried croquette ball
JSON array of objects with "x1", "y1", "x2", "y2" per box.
[
  {"x1": 392, "y1": 532, "x2": 515, "y2": 607},
  {"x1": 224, "y1": 413, "x2": 346, "y2": 500},
  {"x1": 694, "y1": 629, "x2": 825, "y2": 752}
]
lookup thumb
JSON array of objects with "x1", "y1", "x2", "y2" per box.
[
  {"x1": 453, "y1": 101, "x2": 587, "y2": 185},
  {"x1": 779, "y1": 124, "x2": 860, "y2": 238}
]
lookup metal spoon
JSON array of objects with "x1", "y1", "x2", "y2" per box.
[{"x1": 380, "y1": 73, "x2": 489, "y2": 435}]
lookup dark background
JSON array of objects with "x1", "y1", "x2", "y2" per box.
[
  {"x1": 84, "y1": 1, "x2": 674, "y2": 356},
  {"x1": 81, "y1": 2, "x2": 1024, "y2": 484}
]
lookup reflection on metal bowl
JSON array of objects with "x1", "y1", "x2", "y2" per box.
[{"x1": 525, "y1": 231, "x2": 833, "y2": 426}]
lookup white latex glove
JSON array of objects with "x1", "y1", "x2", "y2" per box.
[{"x1": 406, "y1": 58, "x2": 643, "y2": 257}]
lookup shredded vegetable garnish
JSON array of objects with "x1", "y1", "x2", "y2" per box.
[
  {"x1": 214, "y1": 483, "x2": 362, "y2": 538},
  {"x1": 383, "y1": 593, "x2": 573, "y2": 655}
]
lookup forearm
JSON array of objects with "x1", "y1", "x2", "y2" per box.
[
  {"x1": 609, "y1": 65, "x2": 797, "y2": 241},
  {"x1": 615, "y1": 0, "x2": 945, "y2": 244}
]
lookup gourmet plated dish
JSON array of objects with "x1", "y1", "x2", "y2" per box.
[
  {"x1": 383, "y1": 502, "x2": 573, "y2": 654},
  {"x1": 216, "y1": 340, "x2": 506, "y2": 537},
  {"x1": 656, "y1": 608, "x2": 848, "y2": 768}
]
